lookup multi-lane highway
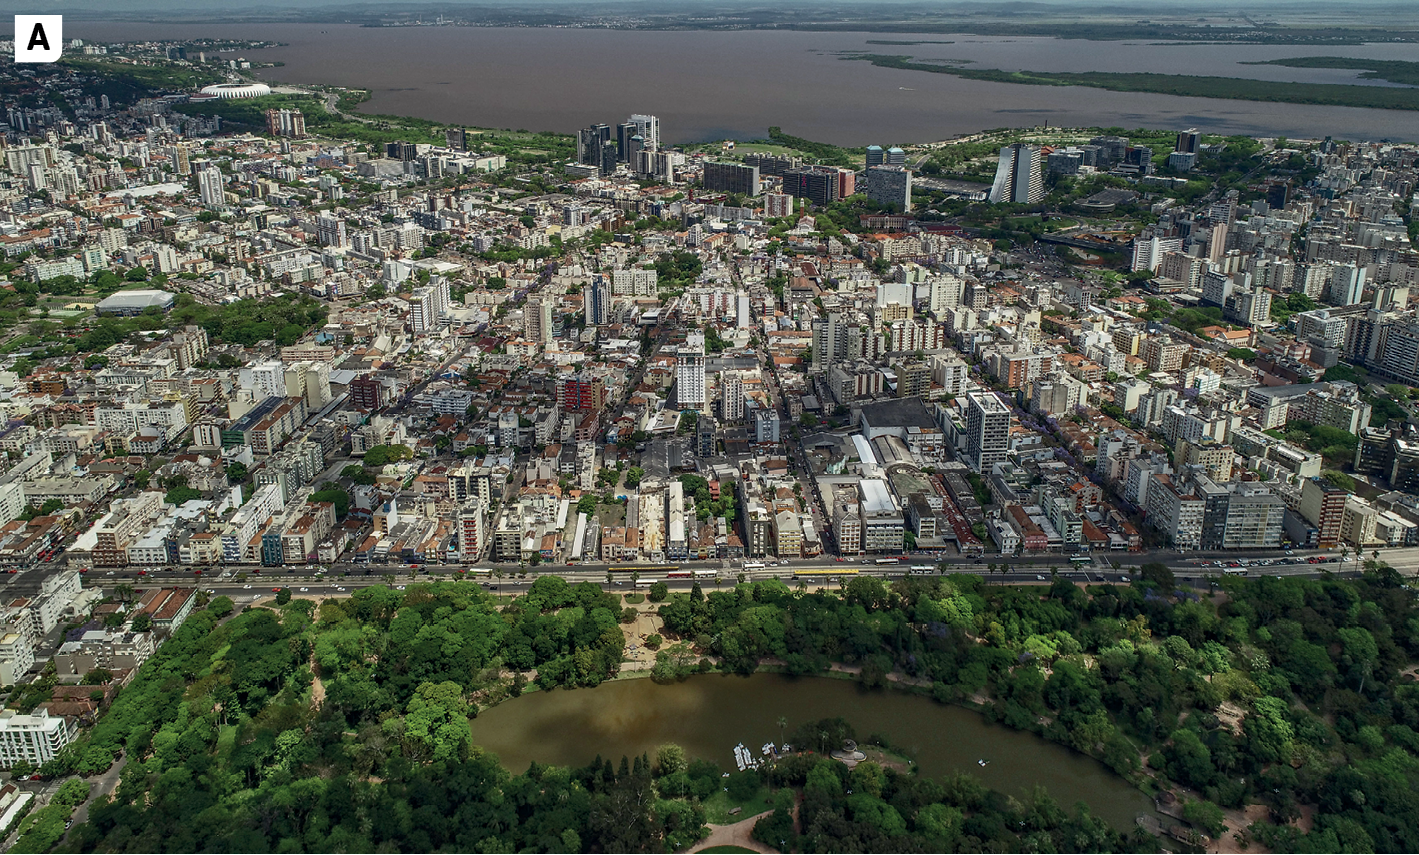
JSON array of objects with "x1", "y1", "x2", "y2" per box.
[{"x1": 15, "y1": 545, "x2": 1412, "y2": 600}]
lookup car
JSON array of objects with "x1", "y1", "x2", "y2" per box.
[
  {"x1": 1120, "y1": 575, "x2": 1130, "y2": 582},
  {"x1": 336, "y1": 586, "x2": 346, "y2": 592},
  {"x1": 1285, "y1": 549, "x2": 1294, "y2": 555},
  {"x1": 299, "y1": 587, "x2": 309, "y2": 592},
  {"x1": 243, "y1": 584, "x2": 252, "y2": 589},
  {"x1": 1342, "y1": 556, "x2": 1353, "y2": 562},
  {"x1": 272, "y1": 587, "x2": 282, "y2": 593},
  {"x1": 251, "y1": 594, "x2": 260, "y2": 600},
  {"x1": 1035, "y1": 575, "x2": 1045, "y2": 581},
  {"x1": 397, "y1": 585, "x2": 406, "y2": 590}
]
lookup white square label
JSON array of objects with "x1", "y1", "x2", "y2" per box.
[{"x1": 15, "y1": 15, "x2": 62, "y2": 63}]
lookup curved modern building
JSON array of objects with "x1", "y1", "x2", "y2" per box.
[{"x1": 197, "y1": 82, "x2": 272, "y2": 100}]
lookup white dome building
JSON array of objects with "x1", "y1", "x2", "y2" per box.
[{"x1": 197, "y1": 82, "x2": 272, "y2": 100}]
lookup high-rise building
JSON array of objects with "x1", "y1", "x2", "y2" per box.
[
  {"x1": 988, "y1": 144, "x2": 1044, "y2": 204},
  {"x1": 316, "y1": 214, "x2": 348, "y2": 248},
  {"x1": 195, "y1": 164, "x2": 225, "y2": 208},
  {"x1": 677, "y1": 331, "x2": 706, "y2": 410},
  {"x1": 1299, "y1": 476, "x2": 1349, "y2": 548},
  {"x1": 588, "y1": 278, "x2": 613, "y2": 326},
  {"x1": 615, "y1": 123, "x2": 637, "y2": 163},
  {"x1": 783, "y1": 167, "x2": 851, "y2": 207},
  {"x1": 737, "y1": 293, "x2": 751, "y2": 329},
  {"x1": 458, "y1": 500, "x2": 486, "y2": 562},
  {"x1": 264, "y1": 108, "x2": 306, "y2": 139},
  {"x1": 445, "y1": 127, "x2": 468, "y2": 150},
  {"x1": 1175, "y1": 128, "x2": 1200, "y2": 154},
  {"x1": 721, "y1": 372, "x2": 745, "y2": 421},
  {"x1": 628, "y1": 114, "x2": 660, "y2": 152},
  {"x1": 577, "y1": 124, "x2": 611, "y2": 167},
  {"x1": 562, "y1": 373, "x2": 606, "y2": 414},
  {"x1": 865, "y1": 145, "x2": 884, "y2": 167},
  {"x1": 864, "y1": 166, "x2": 911, "y2": 212},
  {"x1": 703, "y1": 161, "x2": 760, "y2": 196},
  {"x1": 764, "y1": 193, "x2": 794, "y2": 218},
  {"x1": 525, "y1": 297, "x2": 553, "y2": 345},
  {"x1": 964, "y1": 390, "x2": 1011, "y2": 472},
  {"x1": 1329, "y1": 264, "x2": 1366, "y2": 307}
]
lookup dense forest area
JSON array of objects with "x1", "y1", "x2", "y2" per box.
[{"x1": 36, "y1": 565, "x2": 1419, "y2": 853}]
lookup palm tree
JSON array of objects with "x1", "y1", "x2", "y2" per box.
[
  {"x1": 631, "y1": 571, "x2": 640, "y2": 586},
  {"x1": 736, "y1": 572, "x2": 746, "y2": 584},
  {"x1": 777, "y1": 716, "x2": 788, "y2": 747}
]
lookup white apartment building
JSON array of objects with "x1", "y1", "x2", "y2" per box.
[{"x1": 0, "y1": 709, "x2": 77, "y2": 769}]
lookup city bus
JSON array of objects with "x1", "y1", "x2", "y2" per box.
[
  {"x1": 614, "y1": 566, "x2": 677, "y2": 575},
  {"x1": 693, "y1": 569, "x2": 717, "y2": 578},
  {"x1": 743, "y1": 562, "x2": 767, "y2": 571},
  {"x1": 467, "y1": 568, "x2": 492, "y2": 576},
  {"x1": 910, "y1": 564, "x2": 934, "y2": 574},
  {"x1": 634, "y1": 578, "x2": 660, "y2": 588},
  {"x1": 874, "y1": 558, "x2": 900, "y2": 566},
  {"x1": 666, "y1": 570, "x2": 692, "y2": 579},
  {"x1": 793, "y1": 568, "x2": 859, "y2": 578},
  {"x1": 1069, "y1": 556, "x2": 1092, "y2": 565}
]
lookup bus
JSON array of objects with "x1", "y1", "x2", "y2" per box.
[
  {"x1": 910, "y1": 565, "x2": 934, "y2": 574},
  {"x1": 667, "y1": 570, "x2": 692, "y2": 578},
  {"x1": 467, "y1": 568, "x2": 492, "y2": 576},
  {"x1": 1069, "y1": 556, "x2": 1092, "y2": 565},
  {"x1": 794, "y1": 568, "x2": 859, "y2": 578},
  {"x1": 614, "y1": 565, "x2": 677, "y2": 575},
  {"x1": 874, "y1": 558, "x2": 900, "y2": 566},
  {"x1": 743, "y1": 562, "x2": 767, "y2": 571},
  {"x1": 693, "y1": 569, "x2": 717, "y2": 578},
  {"x1": 634, "y1": 578, "x2": 660, "y2": 588}
]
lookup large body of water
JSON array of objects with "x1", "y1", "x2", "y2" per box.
[
  {"x1": 69, "y1": 23, "x2": 1419, "y2": 144},
  {"x1": 467, "y1": 672, "x2": 1155, "y2": 831}
]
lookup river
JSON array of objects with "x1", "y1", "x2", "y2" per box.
[
  {"x1": 66, "y1": 23, "x2": 1419, "y2": 144},
  {"x1": 467, "y1": 672, "x2": 1155, "y2": 831}
]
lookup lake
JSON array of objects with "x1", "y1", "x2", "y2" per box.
[
  {"x1": 467, "y1": 672, "x2": 1156, "y2": 831},
  {"x1": 67, "y1": 23, "x2": 1419, "y2": 144}
]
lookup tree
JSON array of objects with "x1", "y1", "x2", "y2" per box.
[
  {"x1": 275, "y1": 588, "x2": 292, "y2": 606},
  {"x1": 130, "y1": 613, "x2": 153, "y2": 632},
  {"x1": 648, "y1": 581, "x2": 669, "y2": 602},
  {"x1": 1139, "y1": 562, "x2": 1175, "y2": 592}
]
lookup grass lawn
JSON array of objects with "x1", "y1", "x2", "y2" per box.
[
  {"x1": 624, "y1": 593, "x2": 645, "y2": 604},
  {"x1": 702, "y1": 786, "x2": 775, "y2": 825}
]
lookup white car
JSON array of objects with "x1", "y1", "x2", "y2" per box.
[
  {"x1": 243, "y1": 584, "x2": 251, "y2": 589},
  {"x1": 1036, "y1": 575, "x2": 1045, "y2": 581},
  {"x1": 1120, "y1": 575, "x2": 1130, "y2": 582},
  {"x1": 299, "y1": 587, "x2": 309, "y2": 592}
]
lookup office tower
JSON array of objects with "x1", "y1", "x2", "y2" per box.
[
  {"x1": 577, "y1": 124, "x2": 611, "y2": 166},
  {"x1": 525, "y1": 297, "x2": 553, "y2": 345},
  {"x1": 1125, "y1": 146, "x2": 1154, "y2": 174},
  {"x1": 783, "y1": 166, "x2": 849, "y2": 207},
  {"x1": 721, "y1": 372, "x2": 745, "y2": 421},
  {"x1": 703, "y1": 161, "x2": 760, "y2": 196},
  {"x1": 964, "y1": 390, "x2": 1011, "y2": 472},
  {"x1": 864, "y1": 166, "x2": 911, "y2": 211},
  {"x1": 886, "y1": 147, "x2": 906, "y2": 166},
  {"x1": 988, "y1": 144, "x2": 1044, "y2": 204},
  {"x1": 1175, "y1": 128, "x2": 1200, "y2": 154},
  {"x1": 1089, "y1": 135, "x2": 1129, "y2": 163},
  {"x1": 588, "y1": 277, "x2": 612, "y2": 325},
  {"x1": 865, "y1": 145, "x2": 884, "y2": 167},
  {"x1": 764, "y1": 193, "x2": 794, "y2": 218},
  {"x1": 172, "y1": 144, "x2": 190, "y2": 176},
  {"x1": 1329, "y1": 264, "x2": 1366, "y2": 307},
  {"x1": 195, "y1": 163, "x2": 225, "y2": 208},
  {"x1": 445, "y1": 127, "x2": 466, "y2": 150},
  {"x1": 616, "y1": 123, "x2": 637, "y2": 162},
  {"x1": 736, "y1": 293, "x2": 751, "y2": 329},
  {"x1": 1207, "y1": 221, "x2": 1228, "y2": 264},
  {"x1": 677, "y1": 332, "x2": 706, "y2": 410},
  {"x1": 1266, "y1": 181, "x2": 1290, "y2": 210},
  {"x1": 742, "y1": 153, "x2": 802, "y2": 177},
  {"x1": 599, "y1": 142, "x2": 618, "y2": 177},
  {"x1": 628, "y1": 114, "x2": 660, "y2": 151}
]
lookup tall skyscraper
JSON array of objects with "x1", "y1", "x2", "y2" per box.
[
  {"x1": 964, "y1": 390, "x2": 1011, "y2": 472},
  {"x1": 865, "y1": 145, "x2": 884, "y2": 167},
  {"x1": 988, "y1": 144, "x2": 1044, "y2": 204},
  {"x1": 195, "y1": 163, "x2": 225, "y2": 208},
  {"x1": 886, "y1": 147, "x2": 906, "y2": 166},
  {"x1": 677, "y1": 332, "x2": 707, "y2": 410},
  {"x1": 736, "y1": 293, "x2": 751, "y2": 329},
  {"x1": 628, "y1": 114, "x2": 660, "y2": 152},
  {"x1": 525, "y1": 297, "x2": 553, "y2": 345},
  {"x1": 616, "y1": 123, "x2": 637, "y2": 163},
  {"x1": 588, "y1": 277, "x2": 613, "y2": 326}
]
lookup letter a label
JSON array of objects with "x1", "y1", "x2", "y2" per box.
[{"x1": 15, "y1": 16, "x2": 62, "y2": 63}]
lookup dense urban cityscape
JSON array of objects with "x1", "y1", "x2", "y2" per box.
[{"x1": 0, "y1": 23, "x2": 1411, "y2": 855}]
